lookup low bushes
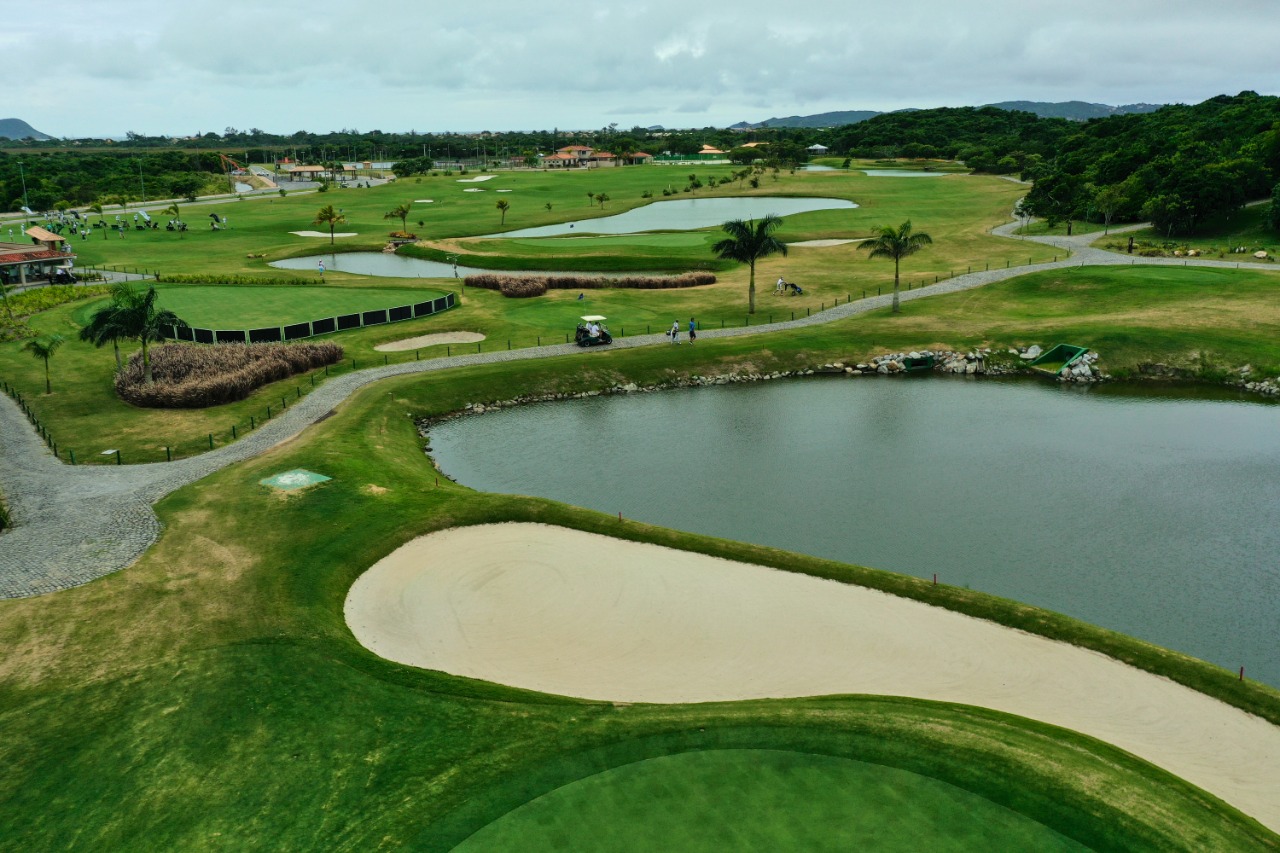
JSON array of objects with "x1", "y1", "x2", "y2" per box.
[
  {"x1": 156, "y1": 273, "x2": 318, "y2": 286},
  {"x1": 115, "y1": 341, "x2": 344, "y2": 408},
  {"x1": 464, "y1": 272, "x2": 716, "y2": 297}
]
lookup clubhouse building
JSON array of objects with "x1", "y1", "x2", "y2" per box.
[{"x1": 0, "y1": 226, "x2": 76, "y2": 287}]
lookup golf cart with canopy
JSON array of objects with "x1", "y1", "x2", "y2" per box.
[{"x1": 575, "y1": 315, "x2": 613, "y2": 346}]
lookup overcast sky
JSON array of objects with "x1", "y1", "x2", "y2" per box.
[{"x1": 6, "y1": 0, "x2": 1278, "y2": 137}]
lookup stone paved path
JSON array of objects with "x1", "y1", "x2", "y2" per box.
[{"x1": 2, "y1": 221, "x2": 1277, "y2": 597}]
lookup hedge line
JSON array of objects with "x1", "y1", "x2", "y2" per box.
[
  {"x1": 156, "y1": 273, "x2": 319, "y2": 286},
  {"x1": 464, "y1": 272, "x2": 716, "y2": 298},
  {"x1": 115, "y1": 341, "x2": 344, "y2": 408}
]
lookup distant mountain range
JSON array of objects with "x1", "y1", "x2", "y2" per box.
[
  {"x1": 0, "y1": 118, "x2": 52, "y2": 140},
  {"x1": 734, "y1": 101, "x2": 1166, "y2": 129}
]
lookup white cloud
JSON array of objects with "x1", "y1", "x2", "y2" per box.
[{"x1": 14, "y1": 0, "x2": 1280, "y2": 136}]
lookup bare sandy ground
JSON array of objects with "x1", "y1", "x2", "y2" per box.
[
  {"x1": 373, "y1": 331, "x2": 486, "y2": 352},
  {"x1": 345, "y1": 523, "x2": 1280, "y2": 831},
  {"x1": 290, "y1": 230, "x2": 359, "y2": 238},
  {"x1": 791, "y1": 238, "x2": 864, "y2": 247}
]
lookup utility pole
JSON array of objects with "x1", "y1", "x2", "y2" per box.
[{"x1": 17, "y1": 161, "x2": 29, "y2": 209}]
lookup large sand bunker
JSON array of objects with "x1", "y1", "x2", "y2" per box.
[
  {"x1": 345, "y1": 523, "x2": 1280, "y2": 831},
  {"x1": 374, "y1": 331, "x2": 485, "y2": 352}
]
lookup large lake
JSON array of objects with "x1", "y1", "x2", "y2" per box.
[
  {"x1": 429, "y1": 376, "x2": 1280, "y2": 686},
  {"x1": 488, "y1": 196, "x2": 857, "y2": 238}
]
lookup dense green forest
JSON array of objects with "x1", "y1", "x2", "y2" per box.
[{"x1": 829, "y1": 92, "x2": 1280, "y2": 236}]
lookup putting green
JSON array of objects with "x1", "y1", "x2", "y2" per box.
[
  {"x1": 74, "y1": 285, "x2": 447, "y2": 330},
  {"x1": 454, "y1": 749, "x2": 1087, "y2": 852}
]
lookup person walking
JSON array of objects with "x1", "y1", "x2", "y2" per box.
[
  {"x1": 318, "y1": 259, "x2": 326, "y2": 280},
  {"x1": 688, "y1": 317, "x2": 697, "y2": 344},
  {"x1": 669, "y1": 320, "x2": 680, "y2": 344}
]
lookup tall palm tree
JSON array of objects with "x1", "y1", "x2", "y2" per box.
[
  {"x1": 113, "y1": 285, "x2": 188, "y2": 384},
  {"x1": 383, "y1": 202, "x2": 412, "y2": 233},
  {"x1": 79, "y1": 281, "x2": 137, "y2": 370},
  {"x1": 712, "y1": 215, "x2": 788, "y2": 315},
  {"x1": 24, "y1": 334, "x2": 65, "y2": 394},
  {"x1": 495, "y1": 199, "x2": 510, "y2": 224},
  {"x1": 313, "y1": 205, "x2": 346, "y2": 245},
  {"x1": 859, "y1": 220, "x2": 933, "y2": 314},
  {"x1": 0, "y1": 278, "x2": 13, "y2": 323}
]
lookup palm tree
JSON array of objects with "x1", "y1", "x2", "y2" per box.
[
  {"x1": 859, "y1": 220, "x2": 933, "y2": 314},
  {"x1": 712, "y1": 215, "x2": 788, "y2": 315},
  {"x1": 384, "y1": 202, "x2": 412, "y2": 233},
  {"x1": 24, "y1": 335, "x2": 64, "y2": 394},
  {"x1": 79, "y1": 281, "x2": 137, "y2": 370},
  {"x1": 314, "y1": 205, "x2": 346, "y2": 245},
  {"x1": 112, "y1": 285, "x2": 188, "y2": 384},
  {"x1": 495, "y1": 199, "x2": 510, "y2": 224},
  {"x1": 595, "y1": 193, "x2": 609, "y2": 208}
]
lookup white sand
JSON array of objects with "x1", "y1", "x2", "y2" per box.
[
  {"x1": 791, "y1": 238, "x2": 864, "y2": 247},
  {"x1": 290, "y1": 230, "x2": 358, "y2": 238},
  {"x1": 414, "y1": 199, "x2": 435, "y2": 203},
  {"x1": 345, "y1": 523, "x2": 1280, "y2": 831},
  {"x1": 463, "y1": 188, "x2": 486, "y2": 193},
  {"x1": 373, "y1": 331, "x2": 485, "y2": 352},
  {"x1": 457, "y1": 175, "x2": 496, "y2": 183}
]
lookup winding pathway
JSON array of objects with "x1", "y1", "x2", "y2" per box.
[{"x1": 1, "y1": 223, "x2": 1277, "y2": 597}]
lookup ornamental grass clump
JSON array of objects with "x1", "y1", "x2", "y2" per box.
[{"x1": 115, "y1": 341, "x2": 343, "y2": 408}]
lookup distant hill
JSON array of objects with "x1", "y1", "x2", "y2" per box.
[
  {"x1": 985, "y1": 100, "x2": 1165, "y2": 120},
  {"x1": 0, "y1": 118, "x2": 52, "y2": 140},
  {"x1": 736, "y1": 110, "x2": 885, "y2": 129},
  {"x1": 737, "y1": 101, "x2": 1167, "y2": 129}
]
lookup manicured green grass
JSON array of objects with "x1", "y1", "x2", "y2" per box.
[
  {"x1": 5, "y1": 262, "x2": 1278, "y2": 465},
  {"x1": 1, "y1": 371, "x2": 1275, "y2": 850},
  {"x1": 4, "y1": 173, "x2": 1280, "y2": 849},
  {"x1": 454, "y1": 749, "x2": 1087, "y2": 852},
  {"x1": 71, "y1": 284, "x2": 446, "y2": 330}
]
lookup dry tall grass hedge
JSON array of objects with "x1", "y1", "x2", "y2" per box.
[
  {"x1": 464, "y1": 272, "x2": 715, "y2": 297},
  {"x1": 115, "y1": 342, "x2": 344, "y2": 408}
]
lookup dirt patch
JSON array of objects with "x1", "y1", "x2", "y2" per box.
[
  {"x1": 362, "y1": 484, "x2": 389, "y2": 496},
  {"x1": 374, "y1": 332, "x2": 486, "y2": 352}
]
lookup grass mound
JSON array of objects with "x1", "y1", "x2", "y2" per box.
[{"x1": 115, "y1": 341, "x2": 343, "y2": 408}]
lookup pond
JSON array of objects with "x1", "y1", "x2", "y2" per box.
[
  {"x1": 429, "y1": 376, "x2": 1280, "y2": 686},
  {"x1": 486, "y1": 196, "x2": 857, "y2": 238},
  {"x1": 270, "y1": 252, "x2": 688, "y2": 279}
]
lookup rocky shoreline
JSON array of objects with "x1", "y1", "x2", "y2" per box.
[{"x1": 418, "y1": 347, "x2": 1279, "y2": 451}]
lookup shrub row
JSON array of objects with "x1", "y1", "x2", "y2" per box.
[
  {"x1": 4, "y1": 284, "x2": 112, "y2": 318},
  {"x1": 115, "y1": 341, "x2": 344, "y2": 408},
  {"x1": 464, "y1": 271, "x2": 716, "y2": 297},
  {"x1": 156, "y1": 273, "x2": 318, "y2": 286}
]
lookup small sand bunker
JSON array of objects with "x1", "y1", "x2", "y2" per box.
[
  {"x1": 463, "y1": 188, "x2": 486, "y2": 193},
  {"x1": 414, "y1": 199, "x2": 435, "y2": 203},
  {"x1": 345, "y1": 523, "x2": 1280, "y2": 831},
  {"x1": 290, "y1": 230, "x2": 359, "y2": 238},
  {"x1": 791, "y1": 239, "x2": 863, "y2": 247},
  {"x1": 457, "y1": 175, "x2": 496, "y2": 183},
  {"x1": 373, "y1": 331, "x2": 486, "y2": 352},
  {"x1": 496, "y1": 189, "x2": 512, "y2": 192}
]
